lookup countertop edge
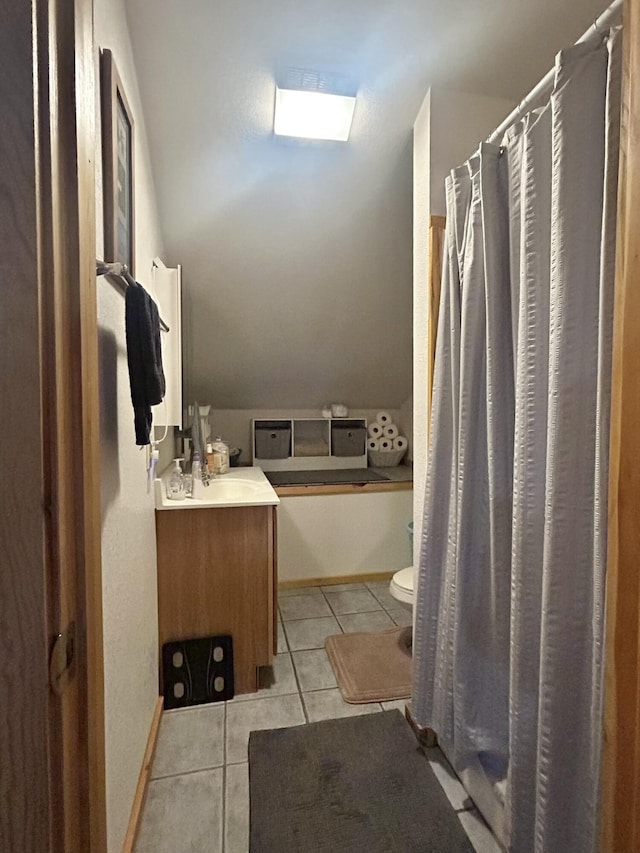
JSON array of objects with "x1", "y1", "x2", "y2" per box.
[{"x1": 274, "y1": 480, "x2": 413, "y2": 498}]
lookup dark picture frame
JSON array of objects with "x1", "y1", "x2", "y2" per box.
[{"x1": 100, "y1": 49, "x2": 135, "y2": 274}]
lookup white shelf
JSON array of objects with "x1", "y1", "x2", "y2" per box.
[{"x1": 252, "y1": 417, "x2": 367, "y2": 471}]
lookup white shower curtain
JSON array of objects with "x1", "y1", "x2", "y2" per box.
[{"x1": 413, "y1": 29, "x2": 621, "y2": 853}]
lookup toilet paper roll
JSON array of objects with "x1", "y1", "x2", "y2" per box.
[
  {"x1": 368, "y1": 423, "x2": 383, "y2": 439},
  {"x1": 393, "y1": 436, "x2": 408, "y2": 452},
  {"x1": 383, "y1": 424, "x2": 399, "y2": 439},
  {"x1": 379, "y1": 438, "x2": 394, "y2": 452},
  {"x1": 367, "y1": 438, "x2": 380, "y2": 451},
  {"x1": 376, "y1": 411, "x2": 392, "y2": 426}
]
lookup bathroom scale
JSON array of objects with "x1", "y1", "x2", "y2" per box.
[{"x1": 162, "y1": 635, "x2": 234, "y2": 709}]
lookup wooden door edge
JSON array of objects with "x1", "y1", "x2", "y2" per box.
[
  {"x1": 71, "y1": 0, "x2": 108, "y2": 845},
  {"x1": 37, "y1": 0, "x2": 107, "y2": 847},
  {"x1": 601, "y1": 0, "x2": 640, "y2": 849},
  {"x1": 74, "y1": 0, "x2": 107, "y2": 845}
]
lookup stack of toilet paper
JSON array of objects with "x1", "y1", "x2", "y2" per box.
[{"x1": 367, "y1": 411, "x2": 408, "y2": 455}]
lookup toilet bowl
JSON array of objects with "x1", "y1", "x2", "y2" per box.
[{"x1": 389, "y1": 566, "x2": 414, "y2": 611}]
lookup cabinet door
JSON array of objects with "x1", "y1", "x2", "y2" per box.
[{"x1": 156, "y1": 506, "x2": 273, "y2": 694}]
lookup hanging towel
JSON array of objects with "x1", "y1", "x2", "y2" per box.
[{"x1": 125, "y1": 280, "x2": 166, "y2": 445}]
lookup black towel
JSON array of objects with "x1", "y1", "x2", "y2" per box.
[{"x1": 125, "y1": 281, "x2": 166, "y2": 445}]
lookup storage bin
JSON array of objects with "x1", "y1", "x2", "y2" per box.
[
  {"x1": 331, "y1": 421, "x2": 367, "y2": 457},
  {"x1": 254, "y1": 421, "x2": 292, "y2": 459}
]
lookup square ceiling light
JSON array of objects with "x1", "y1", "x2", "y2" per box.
[{"x1": 274, "y1": 87, "x2": 356, "y2": 142}]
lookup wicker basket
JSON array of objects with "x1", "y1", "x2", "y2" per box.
[{"x1": 368, "y1": 447, "x2": 407, "y2": 468}]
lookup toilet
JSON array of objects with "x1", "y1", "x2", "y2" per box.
[{"x1": 389, "y1": 566, "x2": 414, "y2": 611}]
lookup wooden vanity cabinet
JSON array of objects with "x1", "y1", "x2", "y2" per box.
[{"x1": 155, "y1": 504, "x2": 277, "y2": 695}]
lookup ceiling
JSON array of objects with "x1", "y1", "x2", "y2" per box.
[{"x1": 125, "y1": 0, "x2": 608, "y2": 409}]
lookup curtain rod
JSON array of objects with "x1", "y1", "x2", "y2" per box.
[
  {"x1": 488, "y1": 0, "x2": 623, "y2": 144},
  {"x1": 96, "y1": 259, "x2": 170, "y2": 332}
]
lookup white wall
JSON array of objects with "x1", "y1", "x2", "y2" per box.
[
  {"x1": 199, "y1": 407, "x2": 405, "y2": 465},
  {"x1": 94, "y1": 0, "x2": 166, "y2": 848},
  {"x1": 412, "y1": 88, "x2": 513, "y2": 572},
  {"x1": 125, "y1": 0, "x2": 416, "y2": 413},
  {"x1": 278, "y1": 491, "x2": 414, "y2": 582}
]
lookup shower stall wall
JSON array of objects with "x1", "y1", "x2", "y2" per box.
[{"x1": 412, "y1": 14, "x2": 622, "y2": 853}]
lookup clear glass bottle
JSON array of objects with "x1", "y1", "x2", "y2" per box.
[
  {"x1": 192, "y1": 451, "x2": 202, "y2": 480},
  {"x1": 167, "y1": 458, "x2": 186, "y2": 500},
  {"x1": 211, "y1": 436, "x2": 229, "y2": 474},
  {"x1": 190, "y1": 451, "x2": 203, "y2": 498}
]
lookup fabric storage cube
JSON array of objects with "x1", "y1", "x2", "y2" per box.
[
  {"x1": 331, "y1": 421, "x2": 367, "y2": 457},
  {"x1": 254, "y1": 421, "x2": 292, "y2": 459}
]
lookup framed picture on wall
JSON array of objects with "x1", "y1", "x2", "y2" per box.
[{"x1": 100, "y1": 48, "x2": 135, "y2": 274}]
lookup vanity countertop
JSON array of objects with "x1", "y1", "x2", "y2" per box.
[{"x1": 155, "y1": 465, "x2": 280, "y2": 510}]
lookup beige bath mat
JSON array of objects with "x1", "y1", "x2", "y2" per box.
[{"x1": 325, "y1": 626, "x2": 412, "y2": 704}]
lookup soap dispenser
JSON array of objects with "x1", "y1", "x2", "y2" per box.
[{"x1": 167, "y1": 458, "x2": 186, "y2": 500}]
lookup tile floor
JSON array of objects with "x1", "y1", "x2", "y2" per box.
[{"x1": 135, "y1": 582, "x2": 502, "y2": 853}]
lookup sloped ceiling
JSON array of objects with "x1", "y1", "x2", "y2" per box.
[{"x1": 125, "y1": 0, "x2": 607, "y2": 409}]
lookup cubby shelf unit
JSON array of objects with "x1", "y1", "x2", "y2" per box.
[{"x1": 252, "y1": 418, "x2": 368, "y2": 471}]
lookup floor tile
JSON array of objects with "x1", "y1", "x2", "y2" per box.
[
  {"x1": 278, "y1": 585, "x2": 324, "y2": 597},
  {"x1": 424, "y1": 746, "x2": 473, "y2": 812},
  {"x1": 226, "y1": 693, "x2": 305, "y2": 764},
  {"x1": 369, "y1": 585, "x2": 400, "y2": 611},
  {"x1": 337, "y1": 610, "x2": 395, "y2": 633},
  {"x1": 284, "y1": 616, "x2": 341, "y2": 651},
  {"x1": 291, "y1": 648, "x2": 337, "y2": 691},
  {"x1": 319, "y1": 582, "x2": 367, "y2": 592},
  {"x1": 279, "y1": 594, "x2": 332, "y2": 621},
  {"x1": 231, "y1": 653, "x2": 298, "y2": 702},
  {"x1": 302, "y1": 689, "x2": 382, "y2": 723},
  {"x1": 324, "y1": 588, "x2": 382, "y2": 615},
  {"x1": 458, "y1": 809, "x2": 503, "y2": 853},
  {"x1": 365, "y1": 579, "x2": 394, "y2": 590},
  {"x1": 151, "y1": 704, "x2": 224, "y2": 779},
  {"x1": 135, "y1": 767, "x2": 223, "y2": 853},
  {"x1": 381, "y1": 699, "x2": 409, "y2": 713},
  {"x1": 277, "y1": 621, "x2": 288, "y2": 653},
  {"x1": 224, "y1": 762, "x2": 249, "y2": 853},
  {"x1": 387, "y1": 608, "x2": 413, "y2": 627}
]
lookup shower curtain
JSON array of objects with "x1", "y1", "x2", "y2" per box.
[{"x1": 413, "y1": 28, "x2": 621, "y2": 853}]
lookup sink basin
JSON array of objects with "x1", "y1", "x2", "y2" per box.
[
  {"x1": 155, "y1": 466, "x2": 279, "y2": 510},
  {"x1": 205, "y1": 478, "x2": 262, "y2": 498}
]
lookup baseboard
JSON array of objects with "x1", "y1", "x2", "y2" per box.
[
  {"x1": 122, "y1": 696, "x2": 164, "y2": 853},
  {"x1": 278, "y1": 571, "x2": 394, "y2": 589}
]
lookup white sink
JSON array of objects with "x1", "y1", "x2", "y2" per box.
[
  {"x1": 205, "y1": 478, "x2": 262, "y2": 498},
  {"x1": 155, "y1": 466, "x2": 279, "y2": 510}
]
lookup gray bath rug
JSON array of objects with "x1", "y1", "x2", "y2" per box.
[{"x1": 249, "y1": 710, "x2": 474, "y2": 852}]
